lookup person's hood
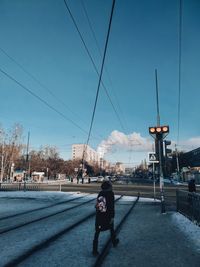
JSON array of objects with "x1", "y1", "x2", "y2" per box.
[{"x1": 101, "y1": 180, "x2": 112, "y2": 191}]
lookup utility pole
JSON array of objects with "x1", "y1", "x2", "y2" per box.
[
  {"x1": 151, "y1": 70, "x2": 165, "y2": 213},
  {"x1": 0, "y1": 141, "x2": 4, "y2": 184},
  {"x1": 175, "y1": 144, "x2": 180, "y2": 181},
  {"x1": 155, "y1": 69, "x2": 160, "y2": 126},
  {"x1": 80, "y1": 144, "x2": 87, "y2": 184},
  {"x1": 155, "y1": 69, "x2": 165, "y2": 212},
  {"x1": 24, "y1": 131, "x2": 30, "y2": 191}
]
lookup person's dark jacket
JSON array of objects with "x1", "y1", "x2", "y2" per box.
[
  {"x1": 188, "y1": 179, "x2": 196, "y2": 192},
  {"x1": 95, "y1": 181, "x2": 115, "y2": 231}
]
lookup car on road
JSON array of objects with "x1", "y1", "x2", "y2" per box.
[
  {"x1": 89, "y1": 177, "x2": 98, "y2": 182},
  {"x1": 97, "y1": 176, "x2": 104, "y2": 183}
]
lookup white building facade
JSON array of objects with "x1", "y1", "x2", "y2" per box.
[{"x1": 72, "y1": 144, "x2": 100, "y2": 166}]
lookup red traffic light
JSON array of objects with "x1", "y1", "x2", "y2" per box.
[
  {"x1": 156, "y1": 127, "x2": 162, "y2": 133},
  {"x1": 162, "y1": 126, "x2": 169, "y2": 133},
  {"x1": 149, "y1": 127, "x2": 156, "y2": 133},
  {"x1": 149, "y1": 125, "x2": 169, "y2": 134}
]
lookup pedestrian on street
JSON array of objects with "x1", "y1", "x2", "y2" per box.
[
  {"x1": 188, "y1": 177, "x2": 196, "y2": 207},
  {"x1": 188, "y1": 178, "x2": 196, "y2": 192},
  {"x1": 92, "y1": 179, "x2": 119, "y2": 256}
]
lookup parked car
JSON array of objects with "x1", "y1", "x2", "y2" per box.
[
  {"x1": 110, "y1": 176, "x2": 117, "y2": 182},
  {"x1": 97, "y1": 176, "x2": 104, "y2": 183},
  {"x1": 90, "y1": 177, "x2": 98, "y2": 182}
]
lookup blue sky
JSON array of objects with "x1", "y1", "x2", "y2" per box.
[{"x1": 0, "y1": 0, "x2": 200, "y2": 166}]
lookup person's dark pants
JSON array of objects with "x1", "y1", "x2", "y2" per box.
[{"x1": 93, "y1": 224, "x2": 116, "y2": 253}]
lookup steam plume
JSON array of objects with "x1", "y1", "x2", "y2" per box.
[{"x1": 97, "y1": 130, "x2": 152, "y2": 158}]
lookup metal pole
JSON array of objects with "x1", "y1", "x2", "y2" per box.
[
  {"x1": 1, "y1": 141, "x2": 4, "y2": 183},
  {"x1": 175, "y1": 144, "x2": 180, "y2": 181},
  {"x1": 155, "y1": 69, "x2": 165, "y2": 213},
  {"x1": 158, "y1": 137, "x2": 165, "y2": 213},
  {"x1": 153, "y1": 162, "x2": 156, "y2": 201},
  {"x1": 155, "y1": 69, "x2": 160, "y2": 126},
  {"x1": 24, "y1": 131, "x2": 30, "y2": 191},
  {"x1": 81, "y1": 144, "x2": 86, "y2": 184}
]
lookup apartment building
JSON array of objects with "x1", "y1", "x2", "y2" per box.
[{"x1": 72, "y1": 144, "x2": 100, "y2": 165}]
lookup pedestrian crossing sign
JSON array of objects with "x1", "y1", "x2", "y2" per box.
[{"x1": 148, "y1": 152, "x2": 159, "y2": 163}]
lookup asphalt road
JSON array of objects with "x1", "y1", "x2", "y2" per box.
[{"x1": 1, "y1": 180, "x2": 197, "y2": 211}]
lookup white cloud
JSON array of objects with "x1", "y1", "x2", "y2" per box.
[{"x1": 97, "y1": 130, "x2": 153, "y2": 157}]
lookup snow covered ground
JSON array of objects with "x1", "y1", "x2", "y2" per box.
[
  {"x1": 0, "y1": 191, "x2": 199, "y2": 266},
  {"x1": 0, "y1": 191, "x2": 160, "y2": 204},
  {"x1": 172, "y1": 212, "x2": 200, "y2": 251}
]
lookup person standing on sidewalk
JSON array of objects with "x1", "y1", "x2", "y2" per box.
[
  {"x1": 188, "y1": 177, "x2": 196, "y2": 207},
  {"x1": 188, "y1": 178, "x2": 196, "y2": 192},
  {"x1": 92, "y1": 179, "x2": 119, "y2": 256}
]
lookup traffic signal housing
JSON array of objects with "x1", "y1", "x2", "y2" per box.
[
  {"x1": 149, "y1": 125, "x2": 169, "y2": 135},
  {"x1": 149, "y1": 125, "x2": 169, "y2": 140},
  {"x1": 164, "y1": 140, "x2": 172, "y2": 157}
]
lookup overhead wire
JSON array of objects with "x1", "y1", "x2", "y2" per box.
[
  {"x1": 69, "y1": 0, "x2": 116, "y2": 175},
  {"x1": 63, "y1": 0, "x2": 126, "y2": 133},
  {"x1": 85, "y1": 0, "x2": 116, "y2": 147},
  {"x1": 0, "y1": 46, "x2": 96, "y2": 134},
  {"x1": 68, "y1": 0, "x2": 141, "y2": 165},
  {"x1": 0, "y1": 66, "x2": 91, "y2": 136},
  {"x1": 80, "y1": 0, "x2": 142, "y2": 169},
  {"x1": 80, "y1": 0, "x2": 116, "y2": 176},
  {"x1": 80, "y1": 0, "x2": 128, "y2": 133}
]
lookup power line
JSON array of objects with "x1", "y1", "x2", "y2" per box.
[
  {"x1": 0, "y1": 48, "x2": 107, "y2": 140},
  {"x1": 81, "y1": 0, "x2": 128, "y2": 133},
  {"x1": 85, "y1": 0, "x2": 116, "y2": 147},
  {"x1": 71, "y1": 0, "x2": 116, "y2": 180},
  {"x1": 63, "y1": 0, "x2": 126, "y2": 132},
  {"x1": 0, "y1": 46, "x2": 90, "y2": 129},
  {"x1": 0, "y1": 66, "x2": 90, "y2": 136},
  {"x1": 80, "y1": 0, "x2": 103, "y2": 57}
]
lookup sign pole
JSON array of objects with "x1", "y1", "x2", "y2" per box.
[
  {"x1": 158, "y1": 137, "x2": 165, "y2": 213},
  {"x1": 153, "y1": 162, "x2": 156, "y2": 201},
  {"x1": 148, "y1": 152, "x2": 158, "y2": 201}
]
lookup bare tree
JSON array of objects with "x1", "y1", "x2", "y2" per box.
[{"x1": 0, "y1": 124, "x2": 23, "y2": 181}]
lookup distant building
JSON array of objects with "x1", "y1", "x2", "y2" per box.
[
  {"x1": 72, "y1": 144, "x2": 100, "y2": 166},
  {"x1": 125, "y1": 167, "x2": 134, "y2": 175},
  {"x1": 99, "y1": 158, "x2": 111, "y2": 173},
  {"x1": 13, "y1": 170, "x2": 25, "y2": 182},
  {"x1": 182, "y1": 147, "x2": 200, "y2": 168},
  {"x1": 170, "y1": 147, "x2": 200, "y2": 184},
  {"x1": 31, "y1": 172, "x2": 45, "y2": 182},
  {"x1": 115, "y1": 162, "x2": 125, "y2": 174}
]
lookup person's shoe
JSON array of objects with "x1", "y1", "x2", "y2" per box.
[
  {"x1": 92, "y1": 250, "x2": 99, "y2": 256},
  {"x1": 113, "y1": 238, "x2": 119, "y2": 247}
]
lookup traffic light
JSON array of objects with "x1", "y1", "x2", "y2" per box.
[
  {"x1": 149, "y1": 125, "x2": 169, "y2": 135},
  {"x1": 164, "y1": 140, "x2": 172, "y2": 157}
]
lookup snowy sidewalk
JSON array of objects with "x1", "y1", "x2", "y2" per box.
[
  {"x1": 103, "y1": 201, "x2": 200, "y2": 267},
  {"x1": 0, "y1": 192, "x2": 200, "y2": 267}
]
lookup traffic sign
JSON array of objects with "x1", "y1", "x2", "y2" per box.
[{"x1": 148, "y1": 152, "x2": 159, "y2": 163}]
